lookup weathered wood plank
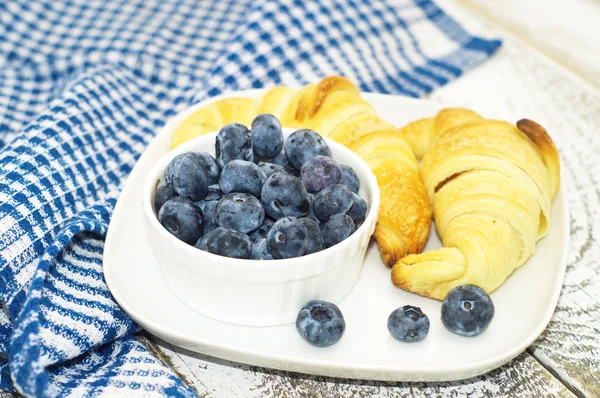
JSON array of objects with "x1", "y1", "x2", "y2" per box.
[
  {"x1": 147, "y1": 334, "x2": 573, "y2": 398},
  {"x1": 456, "y1": 0, "x2": 600, "y2": 90}
]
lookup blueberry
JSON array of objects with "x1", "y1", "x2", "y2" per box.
[
  {"x1": 347, "y1": 192, "x2": 367, "y2": 224},
  {"x1": 261, "y1": 172, "x2": 311, "y2": 220},
  {"x1": 206, "y1": 227, "x2": 252, "y2": 259},
  {"x1": 215, "y1": 193, "x2": 265, "y2": 234},
  {"x1": 248, "y1": 218, "x2": 275, "y2": 242},
  {"x1": 312, "y1": 184, "x2": 354, "y2": 222},
  {"x1": 298, "y1": 218, "x2": 324, "y2": 254},
  {"x1": 166, "y1": 152, "x2": 219, "y2": 186},
  {"x1": 339, "y1": 164, "x2": 360, "y2": 193},
  {"x1": 154, "y1": 184, "x2": 176, "y2": 213},
  {"x1": 215, "y1": 123, "x2": 253, "y2": 168},
  {"x1": 250, "y1": 238, "x2": 274, "y2": 260},
  {"x1": 441, "y1": 285, "x2": 495, "y2": 337},
  {"x1": 201, "y1": 200, "x2": 219, "y2": 234},
  {"x1": 165, "y1": 153, "x2": 209, "y2": 201},
  {"x1": 305, "y1": 193, "x2": 320, "y2": 225},
  {"x1": 266, "y1": 152, "x2": 300, "y2": 177},
  {"x1": 321, "y1": 214, "x2": 355, "y2": 248},
  {"x1": 266, "y1": 216, "x2": 308, "y2": 259},
  {"x1": 296, "y1": 300, "x2": 345, "y2": 347},
  {"x1": 195, "y1": 233, "x2": 210, "y2": 251},
  {"x1": 158, "y1": 196, "x2": 204, "y2": 245},
  {"x1": 194, "y1": 200, "x2": 207, "y2": 211},
  {"x1": 219, "y1": 160, "x2": 267, "y2": 198},
  {"x1": 387, "y1": 305, "x2": 430, "y2": 343},
  {"x1": 251, "y1": 114, "x2": 283, "y2": 159},
  {"x1": 259, "y1": 163, "x2": 287, "y2": 178},
  {"x1": 284, "y1": 129, "x2": 331, "y2": 169},
  {"x1": 205, "y1": 184, "x2": 224, "y2": 201},
  {"x1": 301, "y1": 156, "x2": 342, "y2": 194},
  {"x1": 194, "y1": 152, "x2": 220, "y2": 186}
]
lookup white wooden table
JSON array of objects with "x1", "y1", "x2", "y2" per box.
[{"x1": 134, "y1": 1, "x2": 600, "y2": 397}]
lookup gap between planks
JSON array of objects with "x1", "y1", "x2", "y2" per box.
[
  {"x1": 138, "y1": 333, "x2": 213, "y2": 396},
  {"x1": 526, "y1": 347, "x2": 587, "y2": 398}
]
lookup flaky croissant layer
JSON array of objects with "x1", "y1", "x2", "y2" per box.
[
  {"x1": 170, "y1": 76, "x2": 432, "y2": 266},
  {"x1": 393, "y1": 108, "x2": 560, "y2": 300}
]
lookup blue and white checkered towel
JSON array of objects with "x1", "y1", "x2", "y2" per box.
[{"x1": 0, "y1": 0, "x2": 500, "y2": 396}]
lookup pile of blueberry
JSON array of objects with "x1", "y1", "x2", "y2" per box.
[
  {"x1": 296, "y1": 284, "x2": 495, "y2": 347},
  {"x1": 154, "y1": 114, "x2": 367, "y2": 260}
]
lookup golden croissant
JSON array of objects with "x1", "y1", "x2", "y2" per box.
[
  {"x1": 170, "y1": 76, "x2": 432, "y2": 265},
  {"x1": 393, "y1": 108, "x2": 560, "y2": 300}
]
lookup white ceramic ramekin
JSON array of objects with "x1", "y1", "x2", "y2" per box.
[{"x1": 142, "y1": 128, "x2": 380, "y2": 326}]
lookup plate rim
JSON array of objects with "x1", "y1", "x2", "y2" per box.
[{"x1": 104, "y1": 90, "x2": 570, "y2": 381}]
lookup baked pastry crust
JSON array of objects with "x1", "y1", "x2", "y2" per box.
[
  {"x1": 170, "y1": 76, "x2": 432, "y2": 266},
  {"x1": 393, "y1": 108, "x2": 560, "y2": 300}
]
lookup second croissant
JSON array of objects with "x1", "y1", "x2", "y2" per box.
[{"x1": 393, "y1": 108, "x2": 560, "y2": 300}]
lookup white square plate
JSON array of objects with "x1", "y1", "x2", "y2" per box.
[{"x1": 104, "y1": 91, "x2": 569, "y2": 381}]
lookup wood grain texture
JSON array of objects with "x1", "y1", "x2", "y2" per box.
[
  {"x1": 456, "y1": 0, "x2": 600, "y2": 90},
  {"x1": 142, "y1": 2, "x2": 600, "y2": 397},
  {"x1": 148, "y1": 335, "x2": 573, "y2": 398}
]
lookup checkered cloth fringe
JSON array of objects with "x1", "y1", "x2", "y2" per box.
[{"x1": 0, "y1": 0, "x2": 500, "y2": 396}]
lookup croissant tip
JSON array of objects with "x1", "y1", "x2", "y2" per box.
[
  {"x1": 516, "y1": 118, "x2": 543, "y2": 130},
  {"x1": 516, "y1": 118, "x2": 559, "y2": 156}
]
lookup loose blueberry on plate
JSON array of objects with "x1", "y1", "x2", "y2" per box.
[
  {"x1": 206, "y1": 227, "x2": 252, "y2": 259},
  {"x1": 215, "y1": 193, "x2": 265, "y2": 234},
  {"x1": 387, "y1": 305, "x2": 430, "y2": 343},
  {"x1": 298, "y1": 218, "x2": 324, "y2": 254},
  {"x1": 158, "y1": 196, "x2": 204, "y2": 245},
  {"x1": 259, "y1": 162, "x2": 287, "y2": 178},
  {"x1": 441, "y1": 285, "x2": 495, "y2": 337},
  {"x1": 215, "y1": 123, "x2": 253, "y2": 168},
  {"x1": 248, "y1": 218, "x2": 275, "y2": 242},
  {"x1": 321, "y1": 214, "x2": 355, "y2": 248},
  {"x1": 251, "y1": 114, "x2": 284, "y2": 159},
  {"x1": 313, "y1": 184, "x2": 354, "y2": 222},
  {"x1": 266, "y1": 216, "x2": 308, "y2": 259},
  {"x1": 296, "y1": 300, "x2": 345, "y2": 347},
  {"x1": 154, "y1": 184, "x2": 176, "y2": 213},
  {"x1": 166, "y1": 153, "x2": 209, "y2": 201},
  {"x1": 347, "y1": 192, "x2": 367, "y2": 224},
  {"x1": 266, "y1": 152, "x2": 300, "y2": 176},
  {"x1": 194, "y1": 152, "x2": 220, "y2": 186},
  {"x1": 339, "y1": 164, "x2": 360, "y2": 193},
  {"x1": 261, "y1": 172, "x2": 311, "y2": 220},
  {"x1": 301, "y1": 155, "x2": 342, "y2": 194},
  {"x1": 201, "y1": 200, "x2": 219, "y2": 235},
  {"x1": 284, "y1": 129, "x2": 331, "y2": 169},
  {"x1": 250, "y1": 238, "x2": 274, "y2": 260},
  {"x1": 219, "y1": 160, "x2": 267, "y2": 198}
]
